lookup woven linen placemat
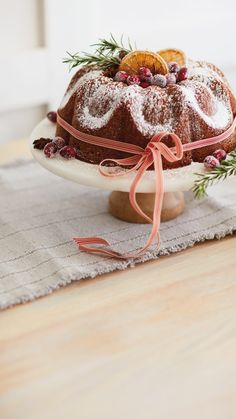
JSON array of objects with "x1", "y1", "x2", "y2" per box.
[{"x1": 0, "y1": 159, "x2": 236, "y2": 310}]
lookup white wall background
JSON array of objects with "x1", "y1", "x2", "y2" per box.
[{"x1": 0, "y1": 0, "x2": 236, "y2": 143}]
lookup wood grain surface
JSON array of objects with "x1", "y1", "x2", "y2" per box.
[{"x1": 0, "y1": 140, "x2": 236, "y2": 419}]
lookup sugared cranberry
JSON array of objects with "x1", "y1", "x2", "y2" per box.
[
  {"x1": 127, "y1": 75, "x2": 141, "y2": 86},
  {"x1": 177, "y1": 67, "x2": 188, "y2": 82},
  {"x1": 168, "y1": 62, "x2": 180, "y2": 74},
  {"x1": 53, "y1": 136, "x2": 66, "y2": 150},
  {"x1": 47, "y1": 111, "x2": 57, "y2": 123},
  {"x1": 166, "y1": 73, "x2": 176, "y2": 85},
  {"x1": 114, "y1": 71, "x2": 128, "y2": 83},
  {"x1": 139, "y1": 67, "x2": 152, "y2": 78},
  {"x1": 140, "y1": 81, "x2": 150, "y2": 88},
  {"x1": 59, "y1": 146, "x2": 77, "y2": 159},
  {"x1": 204, "y1": 155, "x2": 220, "y2": 169},
  {"x1": 44, "y1": 142, "x2": 57, "y2": 158},
  {"x1": 213, "y1": 149, "x2": 227, "y2": 161},
  {"x1": 152, "y1": 74, "x2": 167, "y2": 88},
  {"x1": 138, "y1": 67, "x2": 153, "y2": 82}
]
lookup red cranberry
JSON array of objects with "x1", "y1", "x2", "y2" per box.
[
  {"x1": 138, "y1": 67, "x2": 152, "y2": 82},
  {"x1": 127, "y1": 75, "x2": 141, "y2": 86},
  {"x1": 53, "y1": 136, "x2": 66, "y2": 150},
  {"x1": 44, "y1": 142, "x2": 57, "y2": 158},
  {"x1": 47, "y1": 111, "x2": 57, "y2": 123},
  {"x1": 168, "y1": 62, "x2": 180, "y2": 73},
  {"x1": 204, "y1": 155, "x2": 220, "y2": 169},
  {"x1": 177, "y1": 67, "x2": 188, "y2": 82},
  {"x1": 166, "y1": 73, "x2": 176, "y2": 85},
  {"x1": 59, "y1": 146, "x2": 77, "y2": 159},
  {"x1": 213, "y1": 149, "x2": 227, "y2": 161},
  {"x1": 143, "y1": 75, "x2": 153, "y2": 83},
  {"x1": 140, "y1": 81, "x2": 150, "y2": 88},
  {"x1": 114, "y1": 71, "x2": 128, "y2": 83},
  {"x1": 152, "y1": 74, "x2": 167, "y2": 88}
]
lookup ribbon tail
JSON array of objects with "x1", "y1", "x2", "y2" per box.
[
  {"x1": 151, "y1": 148, "x2": 164, "y2": 246},
  {"x1": 126, "y1": 149, "x2": 164, "y2": 257},
  {"x1": 73, "y1": 237, "x2": 124, "y2": 258},
  {"x1": 129, "y1": 155, "x2": 154, "y2": 224},
  {"x1": 73, "y1": 236, "x2": 153, "y2": 259},
  {"x1": 73, "y1": 150, "x2": 164, "y2": 259}
]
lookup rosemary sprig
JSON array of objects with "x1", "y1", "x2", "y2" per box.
[
  {"x1": 63, "y1": 34, "x2": 134, "y2": 71},
  {"x1": 193, "y1": 149, "x2": 236, "y2": 198},
  {"x1": 63, "y1": 51, "x2": 120, "y2": 71},
  {"x1": 92, "y1": 34, "x2": 134, "y2": 55}
]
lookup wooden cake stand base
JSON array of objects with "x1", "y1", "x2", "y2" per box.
[{"x1": 109, "y1": 191, "x2": 185, "y2": 223}]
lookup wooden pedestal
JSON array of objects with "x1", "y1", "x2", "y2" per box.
[{"x1": 109, "y1": 191, "x2": 185, "y2": 223}]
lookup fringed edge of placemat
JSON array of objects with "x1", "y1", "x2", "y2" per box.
[{"x1": 1, "y1": 225, "x2": 235, "y2": 310}]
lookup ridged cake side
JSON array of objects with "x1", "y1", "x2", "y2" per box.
[{"x1": 56, "y1": 61, "x2": 236, "y2": 169}]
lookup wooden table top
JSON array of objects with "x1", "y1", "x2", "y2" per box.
[{"x1": 1, "y1": 140, "x2": 236, "y2": 419}]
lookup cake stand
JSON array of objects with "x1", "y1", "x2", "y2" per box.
[{"x1": 30, "y1": 119, "x2": 206, "y2": 223}]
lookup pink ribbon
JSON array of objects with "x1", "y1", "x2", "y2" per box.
[{"x1": 57, "y1": 113, "x2": 236, "y2": 259}]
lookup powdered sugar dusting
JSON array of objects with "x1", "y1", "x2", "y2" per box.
[
  {"x1": 60, "y1": 70, "x2": 102, "y2": 109},
  {"x1": 188, "y1": 63, "x2": 222, "y2": 83},
  {"x1": 77, "y1": 83, "x2": 177, "y2": 136},
  {"x1": 63, "y1": 60, "x2": 234, "y2": 137},
  {"x1": 128, "y1": 87, "x2": 176, "y2": 136},
  {"x1": 181, "y1": 84, "x2": 231, "y2": 129},
  {"x1": 78, "y1": 80, "x2": 124, "y2": 130}
]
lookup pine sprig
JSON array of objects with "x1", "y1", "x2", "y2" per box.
[
  {"x1": 63, "y1": 34, "x2": 134, "y2": 71},
  {"x1": 193, "y1": 150, "x2": 236, "y2": 198}
]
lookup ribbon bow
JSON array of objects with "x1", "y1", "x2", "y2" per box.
[{"x1": 57, "y1": 113, "x2": 236, "y2": 259}]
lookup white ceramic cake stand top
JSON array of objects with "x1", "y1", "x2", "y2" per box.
[{"x1": 30, "y1": 118, "x2": 206, "y2": 193}]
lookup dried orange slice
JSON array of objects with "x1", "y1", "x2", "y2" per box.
[
  {"x1": 119, "y1": 50, "x2": 168, "y2": 75},
  {"x1": 158, "y1": 48, "x2": 186, "y2": 67}
]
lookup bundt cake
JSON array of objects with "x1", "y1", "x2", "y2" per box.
[{"x1": 56, "y1": 44, "x2": 236, "y2": 170}]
